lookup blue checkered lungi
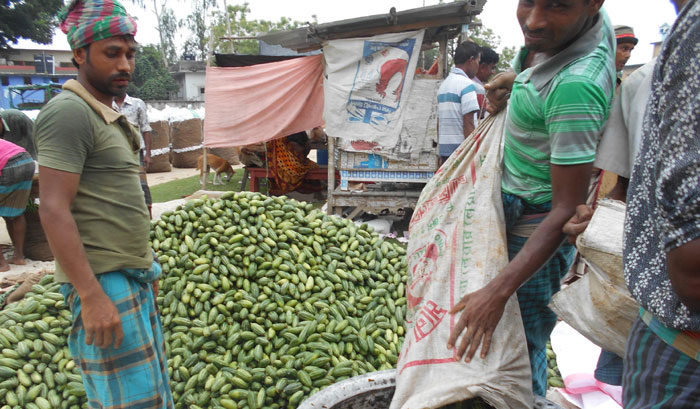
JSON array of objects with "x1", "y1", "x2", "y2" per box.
[
  {"x1": 502, "y1": 192, "x2": 576, "y2": 396},
  {"x1": 623, "y1": 318, "x2": 700, "y2": 408},
  {"x1": 60, "y1": 262, "x2": 174, "y2": 409}
]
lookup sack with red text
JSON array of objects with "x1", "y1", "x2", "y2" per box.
[{"x1": 391, "y1": 111, "x2": 533, "y2": 409}]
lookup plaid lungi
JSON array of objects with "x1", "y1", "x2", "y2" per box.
[
  {"x1": 60, "y1": 263, "x2": 174, "y2": 409},
  {"x1": 138, "y1": 150, "x2": 152, "y2": 207},
  {"x1": 503, "y1": 192, "x2": 576, "y2": 397},
  {"x1": 623, "y1": 318, "x2": 700, "y2": 408},
  {"x1": 0, "y1": 152, "x2": 34, "y2": 217}
]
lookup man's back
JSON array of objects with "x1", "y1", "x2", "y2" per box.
[
  {"x1": 0, "y1": 109, "x2": 36, "y2": 159},
  {"x1": 502, "y1": 11, "x2": 616, "y2": 205},
  {"x1": 437, "y1": 67, "x2": 480, "y2": 158}
]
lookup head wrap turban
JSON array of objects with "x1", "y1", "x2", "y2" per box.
[{"x1": 59, "y1": 0, "x2": 137, "y2": 50}]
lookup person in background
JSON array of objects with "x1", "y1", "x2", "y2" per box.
[
  {"x1": 0, "y1": 127, "x2": 35, "y2": 270},
  {"x1": 567, "y1": 1, "x2": 700, "y2": 406},
  {"x1": 437, "y1": 41, "x2": 481, "y2": 163},
  {"x1": 473, "y1": 46, "x2": 500, "y2": 118},
  {"x1": 114, "y1": 92, "x2": 153, "y2": 217},
  {"x1": 613, "y1": 25, "x2": 638, "y2": 86},
  {"x1": 266, "y1": 131, "x2": 322, "y2": 195},
  {"x1": 447, "y1": 0, "x2": 615, "y2": 396},
  {"x1": 34, "y1": 0, "x2": 174, "y2": 407},
  {"x1": 0, "y1": 109, "x2": 37, "y2": 160}
]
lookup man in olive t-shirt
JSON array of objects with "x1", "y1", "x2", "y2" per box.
[{"x1": 33, "y1": 0, "x2": 173, "y2": 407}]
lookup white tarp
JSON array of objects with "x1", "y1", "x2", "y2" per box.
[{"x1": 323, "y1": 30, "x2": 425, "y2": 149}]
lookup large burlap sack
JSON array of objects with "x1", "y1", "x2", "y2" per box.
[
  {"x1": 24, "y1": 211, "x2": 53, "y2": 261},
  {"x1": 148, "y1": 120, "x2": 172, "y2": 173},
  {"x1": 172, "y1": 118, "x2": 202, "y2": 168},
  {"x1": 209, "y1": 147, "x2": 241, "y2": 167},
  {"x1": 391, "y1": 111, "x2": 533, "y2": 409},
  {"x1": 550, "y1": 199, "x2": 637, "y2": 357}
]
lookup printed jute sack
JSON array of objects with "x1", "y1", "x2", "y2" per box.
[{"x1": 391, "y1": 111, "x2": 533, "y2": 409}]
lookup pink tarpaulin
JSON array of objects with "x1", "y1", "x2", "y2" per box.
[{"x1": 203, "y1": 54, "x2": 324, "y2": 148}]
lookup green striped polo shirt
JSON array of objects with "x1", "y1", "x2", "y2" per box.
[{"x1": 502, "y1": 10, "x2": 616, "y2": 204}]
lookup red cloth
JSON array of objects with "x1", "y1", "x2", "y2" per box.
[{"x1": 203, "y1": 55, "x2": 324, "y2": 148}]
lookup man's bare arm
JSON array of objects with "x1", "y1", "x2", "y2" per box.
[
  {"x1": 668, "y1": 240, "x2": 700, "y2": 312},
  {"x1": 39, "y1": 166, "x2": 124, "y2": 349},
  {"x1": 463, "y1": 112, "x2": 477, "y2": 139},
  {"x1": 143, "y1": 130, "x2": 152, "y2": 168},
  {"x1": 448, "y1": 162, "x2": 593, "y2": 361}
]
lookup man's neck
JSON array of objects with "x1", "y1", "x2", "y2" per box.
[{"x1": 77, "y1": 74, "x2": 114, "y2": 107}]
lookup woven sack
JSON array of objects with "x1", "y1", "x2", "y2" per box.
[
  {"x1": 147, "y1": 120, "x2": 171, "y2": 173},
  {"x1": 391, "y1": 111, "x2": 533, "y2": 409},
  {"x1": 172, "y1": 118, "x2": 202, "y2": 168},
  {"x1": 23, "y1": 211, "x2": 53, "y2": 261},
  {"x1": 550, "y1": 199, "x2": 637, "y2": 357},
  {"x1": 576, "y1": 199, "x2": 625, "y2": 288},
  {"x1": 209, "y1": 147, "x2": 241, "y2": 166}
]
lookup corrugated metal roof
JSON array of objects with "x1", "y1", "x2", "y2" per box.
[{"x1": 257, "y1": 0, "x2": 487, "y2": 52}]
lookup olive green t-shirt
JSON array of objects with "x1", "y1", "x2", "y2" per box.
[{"x1": 34, "y1": 80, "x2": 153, "y2": 283}]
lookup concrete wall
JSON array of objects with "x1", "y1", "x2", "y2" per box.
[
  {"x1": 178, "y1": 71, "x2": 206, "y2": 101},
  {"x1": 146, "y1": 100, "x2": 205, "y2": 110},
  {"x1": 0, "y1": 49, "x2": 74, "y2": 68}
]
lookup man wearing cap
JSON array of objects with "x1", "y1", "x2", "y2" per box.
[
  {"x1": 34, "y1": 0, "x2": 174, "y2": 407},
  {"x1": 614, "y1": 25, "x2": 638, "y2": 85}
]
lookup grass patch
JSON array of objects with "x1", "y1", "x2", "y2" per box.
[{"x1": 151, "y1": 171, "x2": 247, "y2": 203}]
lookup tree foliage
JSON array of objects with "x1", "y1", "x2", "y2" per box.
[
  {"x1": 127, "y1": 45, "x2": 179, "y2": 100},
  {"x1": 210, "y1": 2, "x2": 302, "y2": 55},
  {"x1": 182, "y1": 0, "x2": 218, "y2": 61},
  {"x1": 0, "y1": 0, "x2": 63, "y2": 50},
  {"x1": 159, "y1": 6, "x2": 180, "y2": 64},
  {"x1": 467, "y1": 19, "x2": 518, "y2": 72}
]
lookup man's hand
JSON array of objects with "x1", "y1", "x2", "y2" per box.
[
  {"x1": 144, "y1": 152, "x2": 152, "y2": 169},
  {"x1": 81, "y1": 289, "x2": 125, "y2": 349},
  {"x1": 485, "y1": 71, "x2": 517, "y2": 115},
  {"x1": 562, "y1": 205, "x2": 594, "y2": 244},
  {"x1": 447, "y1": 284, "x2": 508, "y2": 362}
]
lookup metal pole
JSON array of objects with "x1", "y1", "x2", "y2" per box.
[{"x1": 202, "y1": 29, "x2": 215, "y2": 190}]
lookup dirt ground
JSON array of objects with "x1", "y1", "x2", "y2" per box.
[{"x1": 0, "y1": 167, "x2": 200, "y2": 283}]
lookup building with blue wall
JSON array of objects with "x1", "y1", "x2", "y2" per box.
[{"x1": 0, "y1": 46, "x2": 77, "y2": 110}]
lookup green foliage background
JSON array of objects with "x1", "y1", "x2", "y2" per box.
[
  {"x1": 0, "y1": 0, "x2": 63, "y2": 50},
  {"x1": 127, "y1": 45, "x2": 179, "y2": 100}
]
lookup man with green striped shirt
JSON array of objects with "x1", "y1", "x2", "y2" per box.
[{"x1": 447, "y1": 0, "x2": 616, "y2": 396}]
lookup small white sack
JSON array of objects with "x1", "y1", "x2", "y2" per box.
[
  {"x1": 391, "y1": 111, "x2": 533, "y2": 409},
  {"x1": 550, "y1": 200, "x2": 637, "y2": 357}
]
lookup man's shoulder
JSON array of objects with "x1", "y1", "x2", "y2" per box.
[
  {"x1": 440, "y1": 73, "x2": 477, "y2": 94},
  {"x1": 39, "y1": 91, "x2": 90, "y2": 116},
  {"x1": 36, "y1": 91, "x2": 94, "y2": 132}
]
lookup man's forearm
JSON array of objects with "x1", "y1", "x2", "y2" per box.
[
  {"x1": 40, "y1": 206, "x2": 102, "y2": 299},
  {"x1": 489, "y1": 207, "x2": 574, "y2": 299},
  {"x1": 143, "y1": 131, "x2": 152, "y2": 155},
  {"x1": 668, "y1": 240, "x2": 700, "y2": 311}
]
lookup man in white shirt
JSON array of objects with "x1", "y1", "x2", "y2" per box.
[
  {"x1": 114, "y1": 92, "x2": 153, "y2": 216},
  {"x1": 437, "y1": 41, "x2": 481, "y2": 162}
]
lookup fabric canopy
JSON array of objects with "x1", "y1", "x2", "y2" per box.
[
  {"x1": 204, "y1": 54, "x2": 324, "y2": 148},
  {"x1": 214, "y1": 54, "x2": 301, "y2": 67}
]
